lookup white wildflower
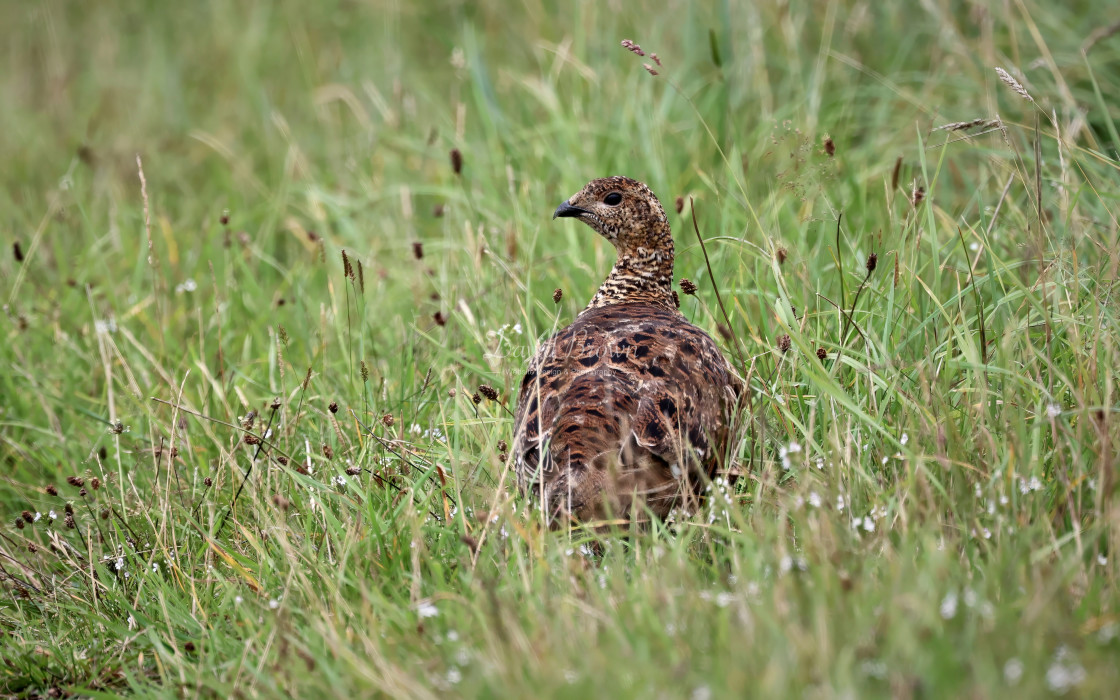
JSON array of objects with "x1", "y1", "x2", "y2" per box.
[
  {"x1": 1003, "y1": 658, "x2": 1023, "y2": 685},
  {"x1": 1046, "y1": 403, "x2": 1061, "y2": 419},
  {"x1": 808, "y1": 491, "x2": 821, "y2": 508},
  {"x1": 940, "y1": 591, "x2": 958, "y2": 619},
  {"x1": 417, "y1": 601, "x2": 439, "y2": 618},
  {"x1": 269, "y1": 599, "x2": 279, "y2": 610},
  {"x1": 446, "y1": 667, "x2": 462, "y2": 684}
]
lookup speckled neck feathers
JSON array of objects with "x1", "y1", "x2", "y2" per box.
[{"x1": 587, "y1": 219, "x2": 676, "y2": 312}]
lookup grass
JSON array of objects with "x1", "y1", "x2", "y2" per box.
[{"x1": 2, "y1": 0, "x2": 1119, "y2": 696}]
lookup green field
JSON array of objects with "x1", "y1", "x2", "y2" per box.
[{"x1": 2, "y1": 0, "x2": 1119, "y2": 697}]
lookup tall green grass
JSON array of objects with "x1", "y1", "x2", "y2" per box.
[{"x1": 1, "y1": 0, "x2": 1118, "y2": 696}]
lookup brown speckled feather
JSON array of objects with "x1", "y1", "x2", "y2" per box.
[{"x1": 511, "y1": 177, "x2": 741, "y2": 525}]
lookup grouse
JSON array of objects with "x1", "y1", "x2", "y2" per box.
[{"x1": 511, "y1": 176, "x2": 741, "y2": 526}]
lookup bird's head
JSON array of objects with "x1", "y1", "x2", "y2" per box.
[{"x1": 553, "y1": 176, "x2": 670, "y2": 252}]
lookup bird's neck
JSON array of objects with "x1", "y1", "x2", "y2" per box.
[{"x1": 585, "y1": 239, "x2": 677, "y2": 312}]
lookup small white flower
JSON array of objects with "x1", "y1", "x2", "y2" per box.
[
  {"x1": 512, "y1": 323, "x2": 523, "y2": 335},
  {"x1": 34, "y1": 512, "x2": 42, "y2": 522},
  {"x1": 175, "y1": 279, "x2": 197, "y2": 294},
  {"x1": 1046, "y1": 403, "x2": 1061, "y2": 419},
  {"x1": 417, "y1": 601, "x2": 439, "y2": 618},
  {"x1": 333, "y1": 475, "x2": 347, "y2": 488},
  {"x1": 234, "y1": 596, "x2": 243, "y2": 604},
  {"x1": 940, "y1": 592, "x2": 958, "y2": 619},
  {"x1": 1097, "y1": 554, "x2": 1107, "y2": 566},
  {"x1": 446, "y1": 630, "x2": 459, "y2": 642},
  {"x1": 269, "y1": 599, "x2": 279, "y2": 609},
  {"x1": 115, "y1": 557, "x2": 124, "y2": 571},
  {"x1": 900, "y1": 432, "x2": 909, "y2": 446},
  {"x1": 787, "y1": 441, "x2": 802, "y2": 453},
  {"x1": 862, "y1": 517, "x2": 875, "y2": 533},
  {"x1": 446, "y1": 667, "x2": 462, "y2": 684},
  {"x1": 1004, "y1": 658, "x2": 1023, "y2": 685},
  {"x1": 779, "y1": 556, "x2": 793, "y2": 574},
  {"x1": 836, "y1": 495, "x2": 846, "y2": 512},
  {"x1": 1046, "y1": 659, "x2": 1086, "y2": 694},
  {"x1": 808, "y1": 491, "x2": 821, "y2": 508},
  {"x1": 152, "y1": 562, "x2": 159, "y2": 572},
  {"x1": 48, "y1": 510, "x2": 57, "y2": 521}
]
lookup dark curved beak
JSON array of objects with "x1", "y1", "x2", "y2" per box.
[{"x1": 553, "y1": 201, "x2": 588, "y2": 220}]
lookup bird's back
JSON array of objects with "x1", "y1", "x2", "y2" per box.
[{"x1": 512, "y1": 302, "x2": 739, "y2": 523}]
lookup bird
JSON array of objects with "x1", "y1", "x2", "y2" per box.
[{"x1": 510, "y1": 176, "x2": 741, "y2": 527}]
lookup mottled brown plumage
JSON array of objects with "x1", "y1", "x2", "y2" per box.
[{"x1": 511, "y1": 176, "x2": 741, "y2": 525}]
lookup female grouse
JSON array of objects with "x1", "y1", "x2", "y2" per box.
[{"x1": 511, "y1": 176, "x2": 740, "y2": 525}]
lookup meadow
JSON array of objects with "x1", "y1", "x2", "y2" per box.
[{"x1": 1, "y1": 0, "x2": 1119, "y2": 696}]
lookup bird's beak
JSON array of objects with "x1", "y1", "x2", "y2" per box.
[{"x1": 553, "y1": 201, "x2": 588, "y2": 220}]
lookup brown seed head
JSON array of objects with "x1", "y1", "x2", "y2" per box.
[
  {"x1": 674, "y1": 196, "x2": 684, "y2": 214},
  {"x1": 680, "y1": 278, "x2": 698, "y2": 295},
  {"x1": 346, "y1": 466, "x2": 361, "y2": 476},
  {"x1": 64, "y1": 514, "x2": 76, "y2": 529},
  {"x1": 479, "y1": 385, "x2": 499, "y2": 401},
  {"x1": 776, "y1": 247, "x2": 788, "y2": 265},
  {"x1": 620, "y1": 39, "x2": 645, "y2": 56},
  {"x1": 100, "y1": 508, "x2": 110, "y2": 520},
  {"x1": 432, "y1": 204, "x2": 445, "y2": 218},
  {"x1": 497, "y1": 439, "x2": 508, "y2": 452},
  {"x1": 67, "y1": 476, "x2": 84, "y2": 487},
  {"x1": 79, "y1": 488, "x2": 88, "y2": 497},
  {"x1": 823, "y1": 136, "x2": 835, "y2": 157},
  {"x1": 329, "y1": 401, "x2": 338, "y2": 414},
  {"x1": 816, "y1": 347, "x2": 828, "y2": 361},
  {"x1": 204, "y1": 477, "x2": 213, "y2": 487},
  {"x1": 91, "y1": 477, "x2": 101, "y2": 490},
  {"x1": 471, "y1": 393, "x2": 482, "y2": 405},
  {"x1": 46, "y1": 484, "x2": 58, "y2": 496},
  {"x1": 322, "y1": 444, "x2": 333, "y2": 460},
  {"x1": 434, "y1": 311, "x2": 447, "y2": 326},
  {"x1": 553, "y1": 288, "x2": 563, "y2": 304},
  {"x1": 910, "y1": 183, "x2": 925, "y2": 207},
  {"x1": 643, "y1": 63, "x2": 659, "y2": 76},
  {"x1": 866, "y1": 253, "x2": 878, "y2": 274},
  {"x1": 15, "y1": 518, "x2": 24, "y2": 529},
  {"x1": 412, "y1": 242, "x2": 424, "y2": 259},
  {"x1": 450, "y1": 148, "x2": 463, "y2": 175},
  {"x1": 448, "y1": 388, "x2": 457, "y2": 398},
  {"x1": 13, "y1": 241, "x2": 24, "y2": 263},
  {"x1": 65, "y1": 502, "x2": 73, "y2": 515},
  {"x1": 498, "y1": 452, "x2": 508, "y2": 462},
  {"x1": 272, "y1": 494, "x2": 290, "y2": 511},
  {"x1": 244, "y1": 434, "x2": 261, "y2": 445},
  {"x1": 22, "y1": 510, "x2": 34, "y2": 524},
  {"x1": 778, "y1": 334, "x2": 792, "y2": 353},
  {"x1": 185, "y1": 641, "x2": 197, "y2": 653},
  {"x1": 381, "y1": 413, "x2": 395, "y2": 427}
]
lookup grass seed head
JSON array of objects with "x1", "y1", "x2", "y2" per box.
[
  {"x1": 479, "y1": 385, "x2": 499, "y2": 401},
  {"x1": 778, "y1": 334, "x2": 792, "y2": 353},
  {"x1": 674, "y1": 196, "x2": 684, "y2": 214},
  {"x1": 823, "y1": 135, "x2": 835, "y2": 156},
  {"x1": 13, "y1": 241, "x2": 24, "y2": 262},
  {"x1": 322, "y1": 444, "x2": 333, "y2": 459},
  {"x1": 776, "y1": 247, "x2": 788, "y2": 265},
  {"x1": 866, "y1": 253, "x2": 878, "y2": 274},
  {"x1": 45, "y1": 484, "x2": 58, "y2": 496},
  {"x1": 67, "y1": 476, "x2": 84, "y2": 488},
  {"x1": 817, "y1": 347, "x2": 828, "y2": 360},
  {"x1": 553, "y1": 288, "x2": 563, "y2": 303},
  {"x1": 381, "y1": 413, "x2": 394, "y2": 427},
  {"x1": 413, "y1": 241, "x2": 424, "y2": 259},
  {"x1": 680, "y1": 278, "x2": 698, "y2": 295},
  {"x1": 450, "y1": 148, "x2": 463, "y2": 175}
]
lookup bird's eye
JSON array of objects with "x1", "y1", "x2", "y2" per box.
[{"x1": 604, "y1": 192, "x2": 623, "y2": 206}]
